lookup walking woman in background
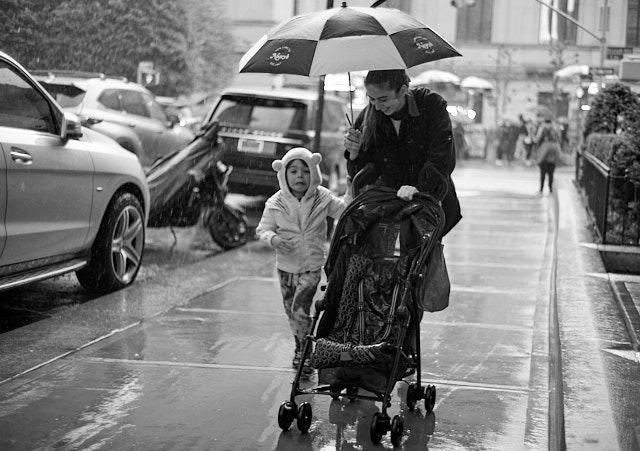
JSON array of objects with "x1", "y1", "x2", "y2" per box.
[{"x1": 532, "y1": 112, "x2": 561, "y2": 195}]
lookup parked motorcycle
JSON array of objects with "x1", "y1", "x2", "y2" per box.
[{"x1": 145, "y1": 121, "x2": 249, "y2": 250}]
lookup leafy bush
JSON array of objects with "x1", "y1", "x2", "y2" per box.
[
  {"x1": 582, "y1": 84, "x2": 640, "y2": 245},
  {"x1": 583, "y1": 82, "x2": 640, "y2": 142},
  {"x1": 584, "y1": 133, "x2": 630, "y2": 164}
]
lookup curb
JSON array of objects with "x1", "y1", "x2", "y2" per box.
[
  {"x1": 609, "y1": 280, "x2": 640, "y2": 352},
  {"x1": 549, "y1": 189, "x2": 566, "y2": 451}
]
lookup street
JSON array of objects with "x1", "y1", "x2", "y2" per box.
[{"x1": 0, "y1": 161, "x2": 639, "y2": 450}]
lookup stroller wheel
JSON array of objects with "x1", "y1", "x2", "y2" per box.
[
  {"x1": 390, "y1": 415, "x2": 404, "y2": 447},
  {"x1": 277, "y1": 401, "x2": 296, "y2": 431},
  {"x1": 370, "y1": 412, "x2": 389, "y2": 444},
  {"x1": 406, "y1": 383, "x2": 418, "y2": 411},
  {"x1": 425, "y1": 385, "x2": 436, "y2": 413},
  {"x1": 296, "y1": 402, "x2": 313, "y2": 433}
]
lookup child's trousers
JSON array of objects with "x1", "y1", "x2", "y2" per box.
[{"x1": 278, "y1": 269, "x2": 321, "y2": 352}]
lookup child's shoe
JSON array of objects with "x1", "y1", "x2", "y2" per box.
[
  {"x1": 292, "y1": 351, "x2": 302, "y2": 369},
  {"x1": 301, "y1": 358, "x2": 314, "y2": 378}
]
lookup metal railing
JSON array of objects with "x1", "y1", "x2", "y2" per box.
[{"x1": 578, "y1": 151, "x2": 640, "y2": 245}]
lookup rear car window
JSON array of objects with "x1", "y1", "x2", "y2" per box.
[
  {"x1": 119, "y1": 90, "x2": 148, "y2": 117},
  {"x1": 98, "y1": 89, "x2": 121, "y2": 110},
  {"x1": 39, "y1": 83, "x2": 86, "y2": 108},
  {"x1": 142, "y1": 92, "x2": 168, "y2": 122},
  {"x1": 212, "y1": 96, "x2": 307, "y2": 134},
  {"x1": 320, "y1": 100, "x2": 348, "y2": 132}
]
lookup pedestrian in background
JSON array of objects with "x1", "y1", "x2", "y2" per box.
[
  {"x1": 453, "y1": 122, "x2": 468, "y2": 160},
  {"x1": 256, "y1": 147, "x2": 350, "y2": 377},
  {"x1": 517, "y1": 113, "x2": 534, "y2": 165},
  {"x1": 532, "y1": 113, "x2": 561, "y2": 194}
]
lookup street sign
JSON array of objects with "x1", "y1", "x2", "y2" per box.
[
  {"x1": 606, "y1": 46, "x2": 633, "y2": 60},
  {"x1": 137, "y1": 61, "x2": 158, "y2": 86},
  {"x1": 589, "y1": 67, "x2": 615, "y2": 76}
]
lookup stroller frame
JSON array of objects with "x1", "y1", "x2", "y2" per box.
[{"x1": 276, "y1": 167, "x2": 447, "y2": 446}]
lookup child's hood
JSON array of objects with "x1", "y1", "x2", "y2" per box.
[{"x1": 272, "y1": 147, "x2": 323, "y2": 200}]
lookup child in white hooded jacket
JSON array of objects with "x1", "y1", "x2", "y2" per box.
[{"x1": 256, "y1": 147, "x2": 350, "y2": 376}]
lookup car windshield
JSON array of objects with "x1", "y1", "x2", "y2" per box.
[{"x1": 212, "y1": 96, "x2": 307, "y2": 134}]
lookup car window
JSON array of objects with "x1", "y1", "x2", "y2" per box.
[
  {"x1": 321, "y1": 100, "x2": 348, "y2": 132},
  {"x1": 213, "y1": 96, "x2": 307, "y2": 133},
  {"x1": 143, "y1": 92, "x2": 168, "y2": 122},
  {"x1": 41, "y1": 83, "x2": 85, "y2": 108},
  {"x1": 98, "y1": 89, "x2": 121, "y2": 110},
  {"x1": 119, "y1": 90, "x2": 148, "y2": 117},
  {"x1": 0, "y1": 60, "x2": 57, "y2": 134}
]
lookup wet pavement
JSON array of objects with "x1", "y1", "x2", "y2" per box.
[{"x1": 0, "y1": 160, "x2": 639, "y2": 450}]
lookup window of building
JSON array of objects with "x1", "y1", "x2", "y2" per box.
[
  {"x1": 455, "y1": 0, "x2": 493, "y2": 44},
  {"x1": 539, "y1": 0, "x2": 580, "y2": 45},
  {"x1": 627, "y1": 0, "x2": 640, "y2": 46}
]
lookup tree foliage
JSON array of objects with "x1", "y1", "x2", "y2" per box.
[
  {"x1": 0, "y1": 0, "x2": 235, "y2": 96},
  {"x1": 582, "y1": 82, "x2": 640, "y2": 142}
]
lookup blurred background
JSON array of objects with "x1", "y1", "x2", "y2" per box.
[{"x1": 3, "y1": 0, "x2": 639, "y2": 162}]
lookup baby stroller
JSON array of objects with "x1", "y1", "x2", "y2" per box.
[{"x1": 276, "y1": 166, "x2": 450, "y2": 446}]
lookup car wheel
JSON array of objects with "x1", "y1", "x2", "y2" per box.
[{"x1": 76, "y1": 192, "x2": 145, "y2": 294}]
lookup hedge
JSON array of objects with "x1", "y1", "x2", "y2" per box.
[{"x1": 582, "y1": 83, "x2": 640, "y2": 245}]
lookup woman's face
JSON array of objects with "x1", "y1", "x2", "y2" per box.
[{"x1": 365, "y1": 82, "x2": 407, "y2": 116}]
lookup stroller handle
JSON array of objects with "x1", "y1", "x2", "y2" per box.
[
  {"x1": 351, "y1": 162, "x2": 450, "y2": 202},
  {"x1": 351, "y1": 162, "x2": 377, "y2": 197}
]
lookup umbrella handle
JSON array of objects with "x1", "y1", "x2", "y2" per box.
[{"x1": 348, "y1": 72, "x2": 354, "y2": 123}]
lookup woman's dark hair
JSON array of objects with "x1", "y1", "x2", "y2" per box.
[
  {"x1": 364, "y1": 69, "x2": 411, "y2": 92},
  {"x1": 361, "y1": 70, "x2": 411, "y2": 150}
]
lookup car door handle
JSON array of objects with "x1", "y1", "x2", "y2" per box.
[{"x1": 10, "y1": 148, "x2": 33, "y2": 164}]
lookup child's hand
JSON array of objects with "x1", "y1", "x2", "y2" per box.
[{"x1": 271, "y1": 236, "x2": 293, "y2": 253}]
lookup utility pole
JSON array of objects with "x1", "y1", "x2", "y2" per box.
[{"x1": 313, "y1": 1, "x2": 333, "y2": 154}]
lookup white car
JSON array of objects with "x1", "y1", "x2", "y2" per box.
[
  {"x1": 32, "y1": 71, "x2": 195, "y2": 168},
  {"x1": 0, "y1": 51, "x2": 150, "y2": 294}
]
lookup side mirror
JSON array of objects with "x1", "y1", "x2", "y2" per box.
[{"x1": 61, "y1": 112, "x2": 83, "y2": 140}]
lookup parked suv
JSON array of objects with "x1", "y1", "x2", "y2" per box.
[
  {"x1": 0, "y1": 51, "x2": 150, "y2": 294},
  {"x1": 203, "y1": 86, "x2": 350, "y2": 196},
  {"x1": 32, "y1": 71, "x2": 194, "y2": 168}
]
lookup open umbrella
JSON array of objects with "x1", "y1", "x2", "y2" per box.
[
  {"x1": 238, "y1": 4, "x2": 461, "y2": 77},
  {"x1": 529, "y1": 105, "x2": 555, "y2": 121},
  {"x1": 460, "y1": 75, "x2": 493, "y2": 90},
  {"x1": 553, "y1": 64, "x2": 589, "y2": 81},
  {"x1": 412, "y1": 69, "x2": 460, "y2": 85}
]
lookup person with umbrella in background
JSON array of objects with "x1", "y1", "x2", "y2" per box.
[{"x1": 343, "y1": 69, "x2": 462, "y2": 236}]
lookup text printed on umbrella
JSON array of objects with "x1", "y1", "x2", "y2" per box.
[
  {"x1": 414, "y1": 37, "x2": 435, "y2": 54},
  {"x1": 270, "y1": 47, "x2": 291, "y2": 66}
]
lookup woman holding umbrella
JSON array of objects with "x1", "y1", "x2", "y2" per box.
[{"x1": 343, "y1": 69, "x2": 462, "y2": 236}]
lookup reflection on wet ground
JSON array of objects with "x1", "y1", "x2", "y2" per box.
[{"x1": 0, "y1": 225, "x2": 226, "y2": 334}]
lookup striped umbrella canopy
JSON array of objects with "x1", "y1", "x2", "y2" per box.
[{"x1": 238, "y1": 4, "x2": 461, "y2": 77}]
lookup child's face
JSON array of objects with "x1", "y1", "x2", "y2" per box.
[{"x1": 286, "y1": 159, "x2": 310, "y2": 198}]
